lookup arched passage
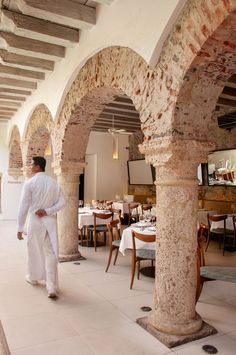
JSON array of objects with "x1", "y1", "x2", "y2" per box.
[
  {"x1": 22, "y1": 104, "x2": 53, "y2": 175},
  {"x1": 54, "y1": 0, "x2": 236, "y2": 343},
  {"x1": 8, "y1": 125, "x2": 23, "y2": 178},
  {"x1": 53, "y1": 47, "x2": 147, "y2": 261}
]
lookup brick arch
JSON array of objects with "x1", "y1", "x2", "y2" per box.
[
  {"x1": 8, "y1": 125, "x2": 23, "y2": 177},
  {"x1": 140, "y1": 0, "x2": 236, "y2": 158},
  {"x1": 172, "y1": 8, "x2": 236, "y2": 145},
  {"x1": 23, "y1": 104, "x2": 53, "y2": 167},
  {"x1": 54, "y1": 46, "x2": 152, "y2": 163}
]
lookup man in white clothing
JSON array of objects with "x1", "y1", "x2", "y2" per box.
[{"x1": 17, "y1": 156, "x2": 65, "y2": 299}]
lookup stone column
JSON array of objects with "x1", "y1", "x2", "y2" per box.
[
  {"x1": 53, "y1": 161, "x2": 86, "y2": 262},
  {"x1": 139, "y1": 138, "x2": 215, "y2": 341}
]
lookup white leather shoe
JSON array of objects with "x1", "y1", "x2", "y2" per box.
[{"x1": 25, "y1": 275, "x2": 38, "y2": 285}]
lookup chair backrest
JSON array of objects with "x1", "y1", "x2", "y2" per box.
[
  {"x1": 107, "y1": 219, "x2": 121, "y2": 245},
  {"x1": 197, "y1": 224, "x2": 208, "y2": 267},
  {"x1": 141, "y1": 204, "x2": 152, "y2": 214},
  {"x1": 109, "y1": 208, "x2": 122, "y2": 221},
  {"x1": 128, "y1": 203, "x2": 139, "y2": 213},
  {"x1": 207, "y1": 213, "x2": 227, "y2": 230},
  {"x1": 131, "y1": 230, "x2": 156, "y2": 256},
  {"x1": 93, "y1": 212, "x2": 113, "y2": 226},
  {"x1": 106, "y1": 200, "x2": 113, "y2": 208}
]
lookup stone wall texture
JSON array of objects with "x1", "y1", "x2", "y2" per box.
[{"x1": 8, "y1": 125, "x2": 23, "y2": 176}]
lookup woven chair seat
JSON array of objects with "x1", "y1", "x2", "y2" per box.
[
  {"x1": 201, "y1": 266, "x2": 236, "y2": 283},
  {"x1": 136, "y1": 249, "x2": 155, "y2": 260},
  {"x1": 87, "y1": 224, "x2": 107, "y2": 231}
]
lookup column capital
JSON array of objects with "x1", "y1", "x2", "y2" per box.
[
  {"x1": 52, "y1": 160, "x2": 86, "y2": 176},
  {"x1": 139, "y1": 137, "x2": 215, "y2": 167}
]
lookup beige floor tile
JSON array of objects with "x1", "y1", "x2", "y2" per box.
[
  {"x1": 80, "y1": 322, "x2": 170, "y2": 355},
  {"x1": 110, "y1": 293, "x2": 153, "y2": 321},
  {"x1": 58, "y1": 301, "x2": 132, "y2": 335},
  {"x1": 2, "y1": 312, "x2": 77, "y2": 350},
  {"x1": 173, "y1": 332, "x2": 236, "y2": 354},
  {"x1": 90, "y1": 278, "x2": 153, "y2": 301},
  {"x1": 1, "y1": 221, "x2": 236, "y2": 355},
  {"x1": 196, "y1": 301, "x2": 236, "y2": 333},
  {"x1": 11, "y1": 336, "x2": 95, "y2": 355}
]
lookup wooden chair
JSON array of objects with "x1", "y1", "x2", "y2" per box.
[
  {"x1": 109, "y1": 208, "x2": 122, "y2": 223},
  {"x1": 106, "y1": 200, "x2": 114, "y2": 208},
  {"x1": 196, "y1": 224, "x2": 236, "y2": 302},
  {"x1": 128, "y1": 203, "x2": 140, "y2": 226},
  {"x1": 87, "y1": 211, "x2": 113, "y2": 251},
  {"x1": 130, "y1": 230, "x2": 156, "y2": 289},
  {"x1": 206, "y1": 214, "x2": 234, "y2": 254},
  {"x1": 141, "y1": 204, "x2": 152, "y2": 214},
  {"x1": 105, "y1": 219, "x2": 121, "y2": 272}
]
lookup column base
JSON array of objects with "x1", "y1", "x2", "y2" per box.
[
  {"x1": 137, "y1": 316, "x2": 217, "y2": 348},
  {"x1": 59, "y1": 252, "x2": 86, "y2": 262}
]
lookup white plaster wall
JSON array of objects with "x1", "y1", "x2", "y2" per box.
[
  {"x1": 85, "y1": 131, "x2": 129, "y2": 201},
  {"x1": 0, "y1": 122, "x2": 24, "y2": 220},
  {"x1": 6, "y1": 0, "x2": 186, "y2": 138}
]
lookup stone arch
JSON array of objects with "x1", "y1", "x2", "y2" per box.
[
  {"x1": 140, "y1": 0, "x2": 236, "y2": 159},
  {"x1": 54, "y1": 46, "x2": 152, "y2": 165},
  {"x1": 8, "y1": 125, "x2": 23, "y2": 178},
  {"x1": 172, "y1": 8, "x2": 236, "y2": 146},
  {"x1": 22, "y1": 104, "x2": 53, "y2": 173}
]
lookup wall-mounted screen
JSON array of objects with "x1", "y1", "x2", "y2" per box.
[
  {"x1": 127, "y1": 159, "x2": 154, "y2": 185},
  {"x1": 208, "y1": 149, "x2": 236, "y2": 186}
]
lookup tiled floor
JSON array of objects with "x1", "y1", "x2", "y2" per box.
[{"x1": 0, "y1": 220, "x2": 236, "y2": 354}]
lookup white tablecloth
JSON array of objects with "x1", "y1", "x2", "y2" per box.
[
  {"x1": 119, "y1": 224, "x2": 156, "y2": 255},
  {"x1": 211, "y1": 214, "x2": 235, "y2": 231},
  {"x1": 112, "y1": 201, "x2": 130, "y2": 215},
  {"x1": 197, "y1": 209, "x2": 217, "y2": 226},
  {"x1": 78, "y1": 208, "x2": 118, "y2": 229}
]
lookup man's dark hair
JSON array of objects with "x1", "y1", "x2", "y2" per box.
[{"x1": 33, "y1": 156, "x2": 46, "y2": 171}]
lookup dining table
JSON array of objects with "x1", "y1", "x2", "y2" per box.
[
  {"x1": 78, "y1": 207, "x2": 119, "y2": 247},
  {"x1": 78, "y1": 207, "x2": 119, "y2": 229},
  {"x1": 119, "y1": 222, "x2": 156, "y2": 277}
]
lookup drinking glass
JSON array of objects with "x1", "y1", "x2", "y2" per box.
[{"x1": 79, "y1": 200, "x2": 83, "y2": 208}]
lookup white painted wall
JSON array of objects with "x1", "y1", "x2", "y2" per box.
[
  {"x1": 1, "y1": 0, "x2": 187, "y2": 217},
  {"x1": 0, "y1": 122, "x2": 24, "y2": 220},
  {"x1": 6, "y1": 0, "x2": 185, "y2": 138},
  {"x1": 85, "y1": 131, "x2": 129, "y2": 202}
]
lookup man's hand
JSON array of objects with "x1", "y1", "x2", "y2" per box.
[
  {"x1": 17, "y1": 232, "x2": 23, "y2": 240},
  {"x1": 35, "y1": 209, "x2": 47, "y2": 218}
]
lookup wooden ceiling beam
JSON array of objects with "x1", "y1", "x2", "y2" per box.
[
  {"x1": 107, "y1": 102, "x2": 137, "y2": 111},
  {"x1": 114, "y1": 96, "x2": 133, "y2": 104},
  {"x1": 1, "y1": 9, "x2": 79, "y2": 46},
  {"x1": 0, "y1": 49, "x2": 54, "y2": 71},
  {"x1": 0, "y1": 106, "x2": 17, "y2": 111},
  {"x1": 0, "y1": 77, "x2": 37, "y2": 89},
  {"x1": 0, "y1": 32, "x2": 65, "y2": 60},
  {"x1": 0, "y1": 64, "x2": 45, "y2": 80},
  {"x1": 0, "y1": 100, "x2": 21, "y2": 107},
  {"x1": 103, "y1": 108, "x2": 139, "y2": 118},
  {"x1": 222, "y1": 86, "x2": 236, "y2": 97},
  {"x1": 14, "y1": 0, "x2": 96, "y2": 30},
  {"x1": 217, "y1": 98, "x2": 236, "y2": 108},
  {"x1": 0, "y1": 94, "x2": 25, "y2": 101},
  {"x1": 0, "y1": 87, "x2": 30, "y2": 95}
]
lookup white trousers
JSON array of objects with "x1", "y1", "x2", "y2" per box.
[{"x1": 27, "y1": 232, "x2": 58, "y2": 293}]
